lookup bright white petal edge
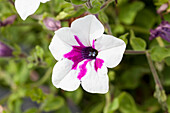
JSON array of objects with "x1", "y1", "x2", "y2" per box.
[{"x1": 15, "y1": 0, "x2": 50, "y2": 20}]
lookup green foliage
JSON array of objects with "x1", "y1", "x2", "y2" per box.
[
  {"x1": 71, "y1": 0, "x2": 86, "y2": 5},
  {"x1": 150, "y1": 46, "x2": 170, "y2": 62},
  {"x1": 65, "y1": 88, "x2": 83, "y2": 104},
  {"x1": 27, "y1": 88, "x2": 46, "y2": 103},
  {"x1": 24, "y1": 108, "x2": 38, "y2": 113},
  {"x1": 86, "y1": 0, "x2": 102, "y2": 14},
  {"x1": 108, "y1": 92, "x2": 142, "y2": 113},
  {"x1": 119, "y1": 32, "x2": 129, "y2": 45},
  {"x1": 167, "y1": 95, "x2": 170, "y2": 112},
  {"x1": 42, "y1": 95, "x2": 65, "y2": 112},
  {"x1": 130, "y1": 30, "x2": 146, "y2": 51},
  {"x1": 118, "y1": 1, "x2": 145, "y2": 25}
]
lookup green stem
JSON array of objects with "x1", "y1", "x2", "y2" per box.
[
  {"x1": 104, "y1": 92, "x2": 111, "y2": 113},
  {"x1": 8, "y1": 0, "x2": 14, "y2": 5},
  {"x1": 31, "y1": 68, "x2": 52, "y2": 87},
  {"x1": 104, "y1": 23, "x2": 112, "y2": 35},
  {"x1": 124, "y1": 25, "x2": 150, "y2": 34},
  {"x1": 156, "y1": 37, "x2": 165, "y2": 47},
  {"x1": 86, "y1": 0, "x2": 92, "y2": 9},
  {"x1": 146, "y1": 51, "x2": 169, "y2": 113},
  {"x1": 125, "y1": 50, "x2": 146, "y2": 55},
  {"x1": 100, "y1": 0, "x2": 113, "y2": 10}
]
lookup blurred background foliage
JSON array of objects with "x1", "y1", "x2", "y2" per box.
[{"x1": 0, "y1": 0, "x2": 170, "y2": 113}]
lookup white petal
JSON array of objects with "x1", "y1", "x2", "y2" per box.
[
  {"x1": 81, "y1": 60, "x2": 109, "y2": 94},
  {"x1": 40, "y1": 0, "x2": 50, "y2": 3},
  {"x1": 15, "y1": 0, "x2": 41, "y2": 20},
  {"x1": 49, "y1": 30, "x2": 72, "y2": 61},
  {"x1": 52, "y1": 59, "x2": 80, "y2": 91},
  {"x1": 55, "y1": 27, "x2": 80, "y2": 46},
  {"x1": 95, "y1": 34, "x2": 126, "y2": 68},
  {"x1": 71, "y1": 15, "x2": 104, "y2": 46}
]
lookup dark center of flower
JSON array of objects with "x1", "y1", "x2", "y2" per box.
[{"x1": 82, "y1": 47, "x2": 98, "y2": 59}]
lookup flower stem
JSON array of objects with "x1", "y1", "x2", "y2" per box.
[
  {"x1": 146, "y1": 51, "x2": 169, "y2": 113},
  {"x1": 124, "y1": 50, "x2": 146, "y2": 55},
  {"x1": 104, "y1": 92, "x2": 111, "y2": 113},
  {"x1": 100, "y1": 0, "x2": 113, "y2": 10},
  {"x1": 123, "y1": 25, "x2": 150, "y2": 34},
  {"x1": 86, "y1": 0, "x2": 92, "y2": 9},
  {"x1": 8, "y1": 0, "x2": 14, "y2": 5},
  {"x1": 31, "y1": 68, "x2": 52, "y2": 87},
  {"x1": 156, "y1": 37, "x2": 165, "y2": 47}
]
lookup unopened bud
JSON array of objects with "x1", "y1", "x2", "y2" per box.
[
  {"x1": 43, "y1": 18, "x2": 61, "y2": 31},
  {"x1": 0, "y1": 41, "x2": 13, "y2": 57}
]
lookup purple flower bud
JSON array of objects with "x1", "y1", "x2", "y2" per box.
[
  {"x1": 43, "y1": 18, "x2": 61, "y2": 31},
  {"x1": 0, "y1": 42, "x2": 13, "y2": 57},
  {"x1": 0, "y1": 15, "x2": 17, "y2": 27},
  {"x1": 150, "y1": 21, "x2": 170, "y2": 42},
  {"x1": 157, "y1": 3, "x2": 168, "y2": 14}
]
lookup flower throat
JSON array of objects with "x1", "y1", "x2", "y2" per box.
[{"x1": 82, "y1": 47, "x2": 98, "y2": 59}]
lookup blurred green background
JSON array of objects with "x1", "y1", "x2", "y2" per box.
[{"x1": 0, "y1": 0, "x2": 170, "y2": 113}]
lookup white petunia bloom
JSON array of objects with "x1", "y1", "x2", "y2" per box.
[
  {"x1": 49, "y1": 15, "x2": 126, "y2": 94},
  {"x1": 15, "y1": 0, "x2": 50, "y2": 20}
]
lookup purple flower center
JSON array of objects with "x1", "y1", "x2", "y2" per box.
[
  {"x1": 64, "y1": 35, "x2": 104, "y2": 80},
  {"x1": 82, "y1": 47, "x2": 98, "y2": 59},
  {"x1": 64, "y1": 35, "x2": 99, "y2": 70}
]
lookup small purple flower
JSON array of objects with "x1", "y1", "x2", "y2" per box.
[
  {"x1": 0, "y1": 15, "x2": 17, "y2": 27},
  {"x1": 0, "y1": 42, "x2": 13, "y2": 57},
  {"x1": 150, "y1": 21, "x2": 170, "y2": 42},
  {"x1": 43, "y1": 18, "x2": 61, "y2": 31}
]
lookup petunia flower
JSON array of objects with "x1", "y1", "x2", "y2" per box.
[
  {"x1": 15, "y1": 0, "x2": 50, "y2": 20},
  {"x1": 150, "y1": 21, "x2": 170, "y2": 42},
  {"x1": 0, "y1": 41, "x2": 13, "y2": 57},
  {"x1": 49, "y1": 15, "x2": 126, "y2": 94}
]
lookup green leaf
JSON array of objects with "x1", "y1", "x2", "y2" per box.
[
  {"x1": 112, "y1": 24, "x2": 125, "y2": 35},
  {"x1": 98, "y1": 11, "x2": 108, "y2": 23},
  {"x1": 108, "y1": 70, "x2": 115, "y2": 81},
  {"x1": 118, "y1": 66, "x2": 149, "y2": 89},
  {"x1": 65, "y1": 88, "x2": 83, "y2": 104},
  {"x1": 35, "y1": 45, "x2": 44, "y2": 60},
  {"x1": 57, "y1": 105, "x2": 71, "y2": 113},
  {"x1": 118, "y1": 92, "x2": 141, "y2": 113},
  {"x1": 119, "y1": 1, "x2": 145, "y2": 25},
  {"x1": 108, "y1": 92, "x2": 142, "y2": 113},
  {"x1": 119, "y1": 33, "x2": 129, "y2": 45},
  {"x1": 56, "y1": 11, "x2": 69, "y2": 20},
  {"x1": 43, "y1": 95, "x2": 65, "y2": 112},
  {"x1": 27, "y1": 88, "x2": 46, "y2": 103},
  {"x1": 71, "y1": 0, "x2": 86, "y2": 5},
  {"x1": 89, "y1": 102, "x2": 105, "y2": 113},
  {"x1": 167, "y1": 95, "x2": 170, "y2": 112},
  {"x1": 108, "y1": 98, "x2": 119, "y2": 112},
  {"x1": 130, "y1": 30, "x2": 146, "y2": 51},
  {"x1": 24, "y1": 108, "x2": 38, "y2": 113},
  {"x1": 134, "y1": 9, "x2": 156, "y2": 29},
  {"x1": 86, "y1": 0, "x2": 102, "y2": 14},
  {"x1": 64, "y1": 0, "x2": 71, "y2": 2},
  {"x1": 150, "y1": 46, "x2": 170, "y2": 62},
  {"x1": 165, "y1": 57, "x2": 170, "y2": 66}
]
